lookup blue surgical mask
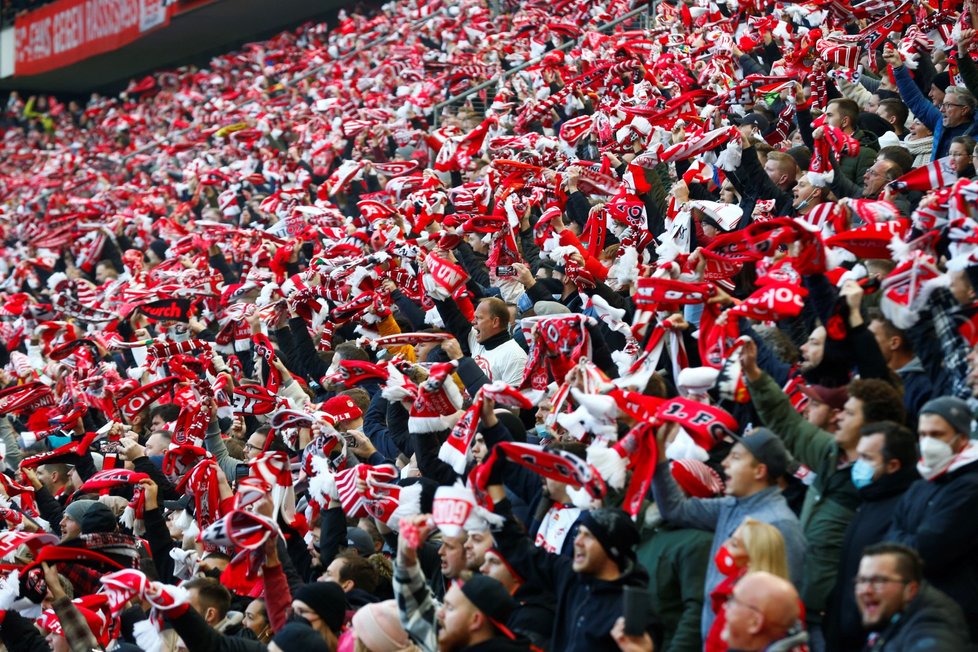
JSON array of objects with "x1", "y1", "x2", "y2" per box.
[{"x1": 850, "y1": 459, "x2": 877, "y2": 489}]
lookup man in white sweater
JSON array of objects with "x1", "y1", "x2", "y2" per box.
[{"x1": 435, "y1": 296, "x2": 528, "y2": 387}]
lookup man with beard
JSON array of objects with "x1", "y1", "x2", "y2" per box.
[
  {"x1": 854, "y1": 543, "x2": 969, "y2": 650},
  {"x1": 437, "y1": 576, "x2": 531, "y2": 652},
  {"x1": 464, "y1": 525, "x2": 493, "y2": 573},
  {"x1": 395, "y1": 516, "x2": 533, "y2": 652}
]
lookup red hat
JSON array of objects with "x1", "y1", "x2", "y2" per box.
[
  {"x1": 798, "y1": 384, "x2": 849, "y2": 411},
  {"x1": 322, "y1": 395, "x2": 363, "y2": 424}
]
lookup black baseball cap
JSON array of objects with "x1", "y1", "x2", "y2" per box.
[
  {"x1": 732, "y1": 112, "x2": 770, "y2": 133},
  {"x1": 459, "y1": 575, "x2": 518, "y2": 637},
  {"x1": 731, "y1": 427, "x2": 790, "y2": 479}
]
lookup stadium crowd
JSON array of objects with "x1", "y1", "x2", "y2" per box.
[{"x1": 0, "y1": 0, "x2": 975, "y2": 650}]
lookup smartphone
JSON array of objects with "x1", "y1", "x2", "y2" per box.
[
  {"x1": 98, "y1": 440, "x2": 123, "y2": 455},
  {"x1": 622, "y1": 585, "x2": 649, "y2": 637},
  {"x1": 234, "y1": 463, "x2": 250, "y2": 482},
  {"x1": 496, "y1": 265, "x2": 516, "y2": 278},
  {"x1": 859, "y1": 276, "x2": 882, "y2": 294}
]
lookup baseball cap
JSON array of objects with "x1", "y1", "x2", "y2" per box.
[
  {"x1": 345, "y1": 526, "x2": 374, "y2": 556},
  {"x1": 458, "y1": 575, "x2": 518, "y2": 636},
  {"x1": 732, "y1": 112, "x2": 770, "y2": 133},
  {"x1": 731, "y1": 427, "x2": 791, "y2": 479},
  {"x1": 322, "y1": 395, "x2": 363, "y2": 424},
  {"x1": 798, "y1": 384, "x2": 849, "y2": 411}
]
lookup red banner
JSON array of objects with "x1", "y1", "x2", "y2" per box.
[{"x1": 14, "y1": 0, "x2": 171, "y2": 76}]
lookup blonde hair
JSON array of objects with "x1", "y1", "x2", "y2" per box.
[{"x1": 738, "y1": 517, "x2": 790, "y2": 580}]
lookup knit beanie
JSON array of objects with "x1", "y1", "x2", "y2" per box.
[
  {"x1": 351, "y1": 600, "x2": 410, "y2": 652},
  {"x1": 294, "y1": 582, "x2": 347, "y2": 634},
  {"x1": 63, "y1": 500, "x2": 98, "y2": 526},
  {"x1": 81, "y1": 502, "x2": 118, "y2": 534},
  {"x1": 920, "y1": 396, "x2": 973, "y2": 435},
  {"x1": 578, "y1": 508, "x2": 639, "y2": 571}
]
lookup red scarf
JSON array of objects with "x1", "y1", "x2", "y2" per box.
[{"x1": 440, "y1": 383, "x2": 534, "y2": 474}]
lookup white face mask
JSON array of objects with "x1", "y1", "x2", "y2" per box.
[{"x1": 918, "y1": 436, "x2": 958, "y2": 480}]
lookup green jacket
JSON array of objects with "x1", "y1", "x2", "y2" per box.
[
  {"x1": 637, "y1": 520, "x2": 713, "y2": 652},
  {"x1": 746, "y1": 372, "x2": 861, "y2": 621},
  {"x1": 837, "y1": 128, "x2": 879, "y2": 185}
]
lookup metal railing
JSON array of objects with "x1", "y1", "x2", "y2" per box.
[
  {"x1": 122, "y1": 5, "x2": 448, "y2": 160},
  {"x1": 432, "y1": 2, "x2": 653, "y2": 127}
]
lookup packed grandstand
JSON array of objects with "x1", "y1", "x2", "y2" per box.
[{"x1": 0, "y1": 0, "x2": 975, "y2": 650}]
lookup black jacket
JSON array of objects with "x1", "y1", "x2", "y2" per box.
[
  {"x1": 826, "y1": 468, "x2": 918, "y2": 651},
  {"x1": 509, "y1": 584, "x2": 556, "y2": 651},
  {"x1": 493, "y1": 498, "x2": 656, "y2": 651},
  {"x1": 886, "y1": 459, "x2": 978, "y2": 641},
  {"x1": 862, "y1": 583, "x2": 972, "y2": 651}
]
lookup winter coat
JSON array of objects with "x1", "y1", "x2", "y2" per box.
[
  {"x1": 493, "y1": 498, "x2": 656, "y2": 652},
  {"x1": 650, "y1": 462, "x2": 806, "y2": 641},
  {"x1": 825, "y1": 468, "x2": 919, "y2": 652},
  {"x1": 745, "y1": 372, "x2": 860, "y2": 623},
  {"x1": 886, "y1": 457, "x2": 978, "y2": 641},
  {"x1": 636, "y1": 524, "x2": 713, "y2": 652},
  {"x1": 862, "y1": 583, "x2": 972, "y2": 651}
]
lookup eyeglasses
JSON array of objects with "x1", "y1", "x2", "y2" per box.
[
  {"x1": 853, "y1": 575, "x2": 910, "y2": 590},
  {"x1": 941, "y1": 102, "x2": 966, "y2": 109},
  {"x1": 245, "y1": 442, "x2": 264, "y2": 453},
  {"x1": 726, "y1": 594, "x2": 762, "y2": 614}
]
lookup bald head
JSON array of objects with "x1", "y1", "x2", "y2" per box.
[{"x1": 723, "y1": 572, "x2": 802, "y2": 650}]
